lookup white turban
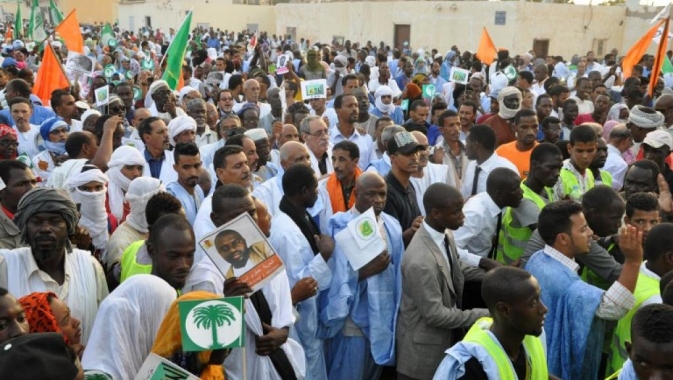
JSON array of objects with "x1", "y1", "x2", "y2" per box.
[
  {"x1": 497, "y1": 86, "x2": 523, "y2": 120},
  {"x1": 65, "y1": 166, "x2": 110, "y2": 255},
  {"x1": 148, "y1": 79, "x2": 169, "y2": 96},
  {"x1": 124, "y1": 177, "x2": 165, "y2": 233},
  {"x1": 168, "y1": 115, "x2": 197, "y2": 146},
  {"x1": 106, "y1": 146, "x2": 146, "y2": 221},
  {"x1": 374, "y1": 86, "x2": 396, "y2": 114},
  {"x1": 244, "y1": 128, "x2": 268, "y2": 142},
  {"x1": 628, "y1": 105, "x2": 664, "y2": 130},
  {"x1": 81, "y1": 109, "x2": 101, "y2": 125},
  {"x1": 364, "y1": 56, "x2": 376, "y2": 67},
  {"x1": 178, "y1": 86, "x2": 196, "y2": 105}
]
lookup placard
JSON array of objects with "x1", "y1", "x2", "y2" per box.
[
  {"x1": 95, "y1": 85, "x2": 110, "y2": 107},
  {"x1": 334, "y1": 207, "x2": 386, "y2": 270},
  {"x1": 199, "y1": 213, "x2": 285, "y2": 292},
  {"x1": 301, "y1": 79, "x2": 327, "y2": 100},
  {"x1": 65, "y1": 51, "x2": 95, "y2": 77},
  {"x1": 449, "y1": 67, "x2": 469, "y2": 85},
  {"x1": 422, "y1": 84, "x2": 436, "y2": 99},
  {"x1": 133, "y1": 353, "x2": 200, "y2": 380},
  {"x1": 178, "y1": 296, "x2": 245, "y2": 352},
  {"x1": 276, "y1": 54, "x2": 291, "y2": 75}
]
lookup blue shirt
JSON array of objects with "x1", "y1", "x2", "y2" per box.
[
  {"x1": 395, "y1": 74, "x2": 410, "y2": 91},
  {"x1": 144, "y1": 149, "x2": 165, "y2": 179},
  {"x1": 1, "y1": 104, "x2": 56, "y2": 127},
  {"x1": 427, "y1": 124, "x2": 441, "y2": 146},
  {"x1": 207, "y1": 37, "x2": 220, "y2": 50}
]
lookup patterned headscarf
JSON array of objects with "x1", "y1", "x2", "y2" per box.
[
  {"x1": 18, "y1": 292, "x2": 70, "y2": 344},
  {"x1": 0, "y1": 124, "x2": 17, "y2": 139}
]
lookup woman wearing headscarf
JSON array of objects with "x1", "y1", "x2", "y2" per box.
[
  {"x1": 607, "y1": 103, "x2": 629, "y2": 124},
  {"x1": 32, "y1": 117, "x2": 69, "y2": 185},
  {"x1": 151, "y1": 291, "x2": 228, "y2": 380},
  {"x1": 65, "y1": 164, "x2": 113, "y2": 261},
  {"x1": 81, "y1": 275, "x2": 177, "y2": 380},
  {"x1": 105, "y1": 145, "x2": 145, "y2": 223},
  {"x1": 413, "y1": 57, "x2": 428, "y2": 76},
  {"x1": 440, "y1": 50, "x2": 456, "y2": 82},
  {"x1": 0, "y1": 124, "x2": 18, "y2": 160},
  {"x1": 372, "y1": 86, "x2": 404, "y2": 125},
  {"x1": 18, "y1": 292, "x2": 83, "y2": 358}
]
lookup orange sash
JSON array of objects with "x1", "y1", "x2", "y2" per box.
[{"x1": 326, "y1": 167, "x2": 362, "y2": 213}]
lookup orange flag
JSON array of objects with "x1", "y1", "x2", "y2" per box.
[
  {"x1": 622, "y1": 19, "x2": 664, "y2": 79},
  {"x1": 476, "y1": 28, "x2": 497, "y2": 66},
  {"x1": 54, "y1": 9, "x2": 83, "y2": 54},
  {"x1": 32, "y1": 44, "x2": 70, "y2": 105},
  {"x1": 649, "y1": 19, "x2": 670, "y2": 97}
]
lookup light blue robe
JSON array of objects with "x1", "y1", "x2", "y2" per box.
[
  {"x1": 318, "y1": 211, "x2": 404, "y2": 380},
  {"x1": 617, "y1": 359, "x2": 636, "y2": 380},
  {"x1": 270, "y1": 211, "x2": 333, "y2": 380},
  {"x1": 166, "y1": 181, "x2": 205, "y2": 226},
  {"x1": 524, "y1": 250, "x2": 605, "y2": 380}
]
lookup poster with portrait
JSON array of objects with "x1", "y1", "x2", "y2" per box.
[
  {"x1": 199, "y1": 213, "x2": 285, "y2": 292},
  {"x1": 65, "y1": 51, "x2": 95, "y2": 77},
  {"x1": 276, "y1": 54, "x2": 291, "y2": 75},
  {"x1": 449, "y1": 67, "x2": 469, "y2": 85}
]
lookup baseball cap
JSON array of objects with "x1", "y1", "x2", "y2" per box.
[
  {"x1": 387, "y1": 131, "x2": 422, "y2": 155},
  {"x1": 1, "y1": 57, "x2": 17, "y2": 68},
  {"x1": 643, "y1": 130, "x2": 673, "y2": 150},
  {"x1": 0, "y1": 333, "x2": 80, "y2": 380}
]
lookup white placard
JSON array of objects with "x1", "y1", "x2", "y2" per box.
[
  {"x1": 301, "y1": 79, "x2": 327, "y2": 100},
  {"x1": 334, "y1": 207, "x2": 386, "y2": 271},
  {"x1": 276, "y1": 54, "x2": 291, "y2": 75},
  {"x1": 449, "y1": 67, "x2": 469, "y2": 85},
  {"x1": 133, "y1": 353, "x2": 200, "y2": 380},
  {"x1": 95, "y1": 85, "x2": 110, "y2": 107},
  {"x1": 65, "y1": 51, "x2": 95, "y2": 77}
]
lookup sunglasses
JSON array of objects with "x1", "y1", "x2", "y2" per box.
[{"x1": 110, "y1": 105, "x2": 126, "y2": 113}]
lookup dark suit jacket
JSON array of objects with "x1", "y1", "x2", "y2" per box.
[{"x1": 396, "y1": 224, "x2": 489, "y2": 380}]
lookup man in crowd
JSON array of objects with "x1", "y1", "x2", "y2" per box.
[
  {"x1": 166, "y1": 142, "x2": 204, "y2": 226},
  {"x1": 301, "y1": 115, "x2": 333, "y2": 176},
  {"x1": 0, "y1": 160, "x2": 36, "y2": 249},
  {"x1": 332, "y1": 94, "x2": 373, "y2": 170},
  {"x1": 495, "y1": 109, "x2": 539, "y2": 179},
  {"x1": 139, "y1": 116, "x2": 177, "y2": 184},
  {"x1": 484, "y1": 87, "x2": 522, "y2": 147}
]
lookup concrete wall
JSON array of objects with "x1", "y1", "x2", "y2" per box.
[
  {"x1": 59, "y1": 0, "x2": 118, "y2": 24},
  {"x1": 117, "y1": 0, "x2": 276, "y2": 34},
  {"x1": 275, "y1": 2, "x2": 626, "y2": 59}
]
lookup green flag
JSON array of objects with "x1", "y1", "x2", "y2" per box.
[
  {"x1": 28, "y1": 0, "x2": 46, "y2": 41},
  {"x1": 162, "y1": 11, "x2": 192, "y2": 90},
  {"x1": 663, "y1": 55, "x2": 673, "y2": 75},
  {"x1": 49, "y1": 0, "x2": 64, "y2": 25},
  {"x1": 14, "y1": 4, "x2": 23, "y2": 40},
  {"x1": 100, "y1": 23, "x2": 114, "y2": 47}
]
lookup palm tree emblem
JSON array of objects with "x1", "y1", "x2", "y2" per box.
[{"x1": 192, "y1": 304, "x2": 235, "y2": 348}]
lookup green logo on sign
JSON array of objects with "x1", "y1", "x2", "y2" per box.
[
  {"x1": 305, "y1": 83, "x2": 324, "y2": 97},
  {"x1": 179, "y1": 297, "x2": 245, "y2": 352},
  {"x1": 356, "y1": 219, "x2": 376, "y2": 240}
]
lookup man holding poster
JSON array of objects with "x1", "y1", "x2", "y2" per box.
[
  {"x1": 319, "y1": 172, "x2": 405, "y2": 380},
  {"x1": 214, "y1": 229, "x2": 274, "y2": 278}
]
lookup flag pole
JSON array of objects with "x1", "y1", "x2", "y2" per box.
[{"x1": 650, "y1": 17, "x2": 670, "y2": 97}]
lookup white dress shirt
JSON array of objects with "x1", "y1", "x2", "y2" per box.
[
  {"x1": 330, "y1": 125, "x2": 374, "y2": 170},
  {"x1": 411, "y1": 163, "x2": 450, "y2": 216},
  {"x1": 453, "y1": 191, "x2": 503, "y2": 267},
  {"x1": 460, "y1": 152, "x2": 518, "y2": 200},
  {"x1": 569, "y1": 96, "x2": 594, "y2": 115},
  {"x1": 542, "y1": 245, "x2": 635, "y2": 319},
  {"x1": 422, "y1": 220, "x2": 452, "y2": 271},
  {"x1": 604, "y1": 144, "x2": 628, "y2": 191}
]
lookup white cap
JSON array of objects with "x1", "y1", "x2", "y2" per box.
[{"x1": 643, "y1": 130, "x2": 673, "y2": 150}]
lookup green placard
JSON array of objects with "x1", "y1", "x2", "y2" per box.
[
  {"x1": 178, "y1": 296, "x2": 245, "y2": 352},
  {"x1": 126, "y1": 70, "x2": 135, "y2": 80},
  {"x1": 422, "y1": 84, "x2": 436, "y2": 99},
  {"x1": 401, "y1": 99, "x2": 409, "y2": 111},
  {"x1": 141, "y1": 58, "x2": 154, "y2": 70},
  {"x1": 133, "y1": 86, "x2": 142, "y2": 101},
  {"x1": 104, "y1": 64, "x2": 116, "y2": 79},
  {"x1": 108, "y1": 39, "x2": 118, "y2": 48},
  {"x1": 150, "y1": 361, "x2": 192, "y2": 380}
]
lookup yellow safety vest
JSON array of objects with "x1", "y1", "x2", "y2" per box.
[
  {"x1": 496, "y1": 182, "x2": 553, "y2": 265},
  {"x1": 463, "y1": 317, "x2": 548, "y2": 380},
  {"x1": 600, "y1": 170, "x2": 613, "y2": 188},
  {"x1": 606, "y1": 272, "x2": 660, "y2": 376},
  {"x1": 120, "y1": 240, "x2": 152, "y2": 283},
  {"x1": 559, "y1": 166, "x2": 594, "y2": 200}
]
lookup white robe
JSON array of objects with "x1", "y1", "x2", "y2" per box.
[
  {"x1": 141, "y1": 149, "x2": 178, "y2": 185},
  {"x1": 32, "y1": 150, "x2": 56, "y2": 185},
  {"x1": 0, "y1": 247, "x2": 108, "y2": 344},
  {"x1": 81, "y1": 275, "x2": 176, "y2": 380},
  {"x1": 269, "y1": 212, "x2": 332, "y2": 380},
  {"x1": 184, "y1": 260, "x2": 306, "y2": 380},
  {"x1": 307, "y1": 143, "x2": 334, "y2": 177}
]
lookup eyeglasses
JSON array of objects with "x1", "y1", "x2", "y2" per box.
[
  {"x1": 305, "y1": 129, "x2": 329, "y2": 138},
  {"x1": 110, "y1": 105, "x2": 126, "y2": 113},
  {"x1": 0, "y1": 140, "x2": 18, "y2": 147}
]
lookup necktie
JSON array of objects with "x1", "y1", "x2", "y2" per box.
[
  {"x1": 443, "y1": 235, "x2": 460, "y2": 308},
  {"x1": 471, "y1": 166, "x2": 482, "y2": 196},
  {"x1": 488, "y1": 212, "x2": 503, "y2": 260}
]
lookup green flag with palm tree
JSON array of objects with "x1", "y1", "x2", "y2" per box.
[
  {"x1": 27, "y1": 0, "x2": 46, "y2": 41},
  {"x1": 178, "y1": 297, "x2": 244, "y2": 351},
  {"x1": 14, "y1": 3, "x2": 23, "y2": 40}
]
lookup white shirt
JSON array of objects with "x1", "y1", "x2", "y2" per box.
[
  {"x1": 570, "y1": 96, "x2": 594, "y2": 114},
  {"x1": 453, "y1": 192, "x2": 504, "y2": 267},
  {"x1": 460, "y1": 152, "x2": 518, "y2": 200},
  {"x1": 232, "y1": 101, "x2": 272, "y2": 119},
  {"x1": 422, "y1": 221, "x2": 452, "y2": 272},
  {"x1": 195, "y1": 127, "x2": 217, "y2": 147},
  {"x1": 604, "y1": 144, "x2": 628, "y2": 191},
  {"x1": 69, "y1": 119, "x2": 83, "y2": 132},
  {"x1": 330, "y1": 125, "x2": 374, "y2": 171},
  {"x1": 531, "y1": 79, "x2": 548, "y2": 98},
  {"x1": 542, "y1": 245, "x2": 636, "y2": 320},
  {"x1": 14, "y1": 124, "x2": 40, "y2": 158},
  {"x1": 411, "y1": 163, "x2": 450, "y2": 216}
]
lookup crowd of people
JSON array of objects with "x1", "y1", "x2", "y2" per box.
[{"x1": 0, "y1": 20, "x2": 672, "y2": 380}]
